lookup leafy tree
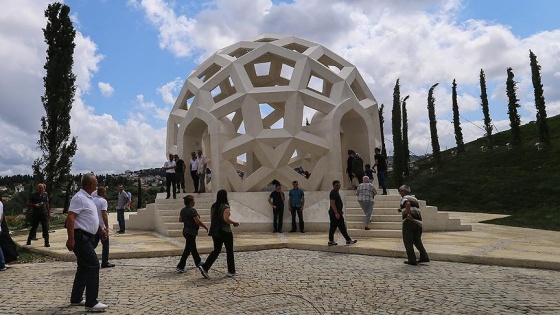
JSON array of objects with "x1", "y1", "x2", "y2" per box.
[
  {"x1": 506, "y1": 67, "x2": 522, "y2": 146},
  {"x1": 401, "y1": 95, "x2": 410, "y2": 176},
  {"x1": 451, "y1": 79, "x2": 465, "y2": 153},
  {"x1": 378, "y1": 104, "x2": 387, "y2": 156},
  {"x1": 391, "y1": 79, "x2": 404, "y2": 186},
  {"x1": 479, "y1": 69, "x2": 494, "y2": 147},
  {"x1": 427, "y1": 83, "x2": 441, "y2": 165},
  {"x1": 529, "y1": 50, "x2": 550, "y2": 145},
  {"x1": 32, "y1": 2, "x2": 77, "y2": 200}
]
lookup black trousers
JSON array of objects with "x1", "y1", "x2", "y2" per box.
[
  {"x1": 190, "y1": 170, "x2": 199, "y2": 192},
  {"x1": 273, "y1": 205, "x2": 284, "y2": 232},
  {"x1": 166, "y1": 173, "x2": 176, "y2": 197},
  {"x1": 94, "y1": 233, "x2": 110, "y2": 264},
  {"x1": 177, "y1": 233, "x2": 201, "y2": 269},
  {"x1": 402, "y1": 220, "x2": 429, "y2": 263},
  {"x1": 176, "y1": 172, "x2": 185, "y2": 192},
  {"x1": 328, "y1": 210, "x2": 351, "y2": 242},
  {"x1": 200, "y1": 232, "x2": 235, "y2": 274},
  {"x1": 27, "y1": 211, "x2": 49, "y2": 245},
  {"x1": 70, "y1": 229, "x2": 100, "y2": 307},
  {"x1": 290, "y1": 207, "x2": 304, "y2": 232}
]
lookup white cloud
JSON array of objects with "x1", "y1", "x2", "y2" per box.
[
  {"x1": 98, "y1": 81, "x2": 115, "y2": 97},
  {"x1": 2, "y1": 0, "x2": 560, "y2": 177},
  {"x1": 0, "y1": 0, "x2": 165, "y2": 175},
  {"x1": 157, "y1": 77, "x2": 182, "y2": 105}
]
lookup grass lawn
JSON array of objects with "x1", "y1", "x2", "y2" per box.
[{"x1": 398, "y1": 115, "x2": 560, "y2": 231}]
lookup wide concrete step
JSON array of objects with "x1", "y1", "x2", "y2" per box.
[
  {"x1": 155, "y1": 202, "x2": 214, "y2": 209},
  {"x1": 345, "y1": 208, "x2": 401, "y2": 216},
  {"x1": 347, "y1": 229, "x2": 401, "y2": 238},
  {"x1": 158, "y1": 209, "x2": 211, "y2": 216},
  {"x1": 347, "y1": 221, "x2": 401, "y2": 230},
  {"x1": 371, "y1": 215, "x2": 402, "y2": 222}
]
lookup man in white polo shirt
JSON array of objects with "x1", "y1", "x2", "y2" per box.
[{"x1": 66, "y1": 173, "x2": 108, "y2": 312}]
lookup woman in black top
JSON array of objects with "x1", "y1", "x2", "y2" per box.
[
  {"x1": 198, "y1": 189, "x2": 239, "y2": 278},
  {"x1": 176, "y1": 195, "x2": 207, "y2": 273}
]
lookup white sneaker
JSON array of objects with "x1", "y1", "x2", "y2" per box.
[
  {"x1": 226, "y1": 272, "x2": 238, "y2": 277},
  {"x1": 86, "y1": 302, "x2": 108, "y2": 312},
  {"x1": 70, "y1": 300, "x2": 85, "y2": 306}
]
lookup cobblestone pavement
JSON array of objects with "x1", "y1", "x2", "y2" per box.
[{"x1": 2, "y1": 249, "x2": 560, "y2": 315}]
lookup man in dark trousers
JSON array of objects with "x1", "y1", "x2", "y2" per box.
[
  {"x1": 398, "y1": 185, "x2": 429, "y2": 265},
  {"x1": 268, "y1": 182, "x2": 285, "y2": 233},
  {"x1": 373, "y1": 147, "x2": 388, "y2": 195},
  {"x1": 327, "y1": 180, "x2": 357, "y2": 246},
  {"x1": 288, "y1": 180, "x2": 305, "y2": 233},
  {"x1": 116, "y1": 184, "x2": 129, "y2": 234},
  {"x1": 66, "y1": 173, "x2": 108, "y2": 312},
  {"x1": 93, "y1": 187, "x2": 114, "y2": 268},
  {"x1": 189, "y1": 152, "x2": 199, "y2": 193},
  {"x1": 174, "y1": 154, "x2": 187, "y2": 194},
  {"x1": 163, "y1": 153, "x2": 177, "y2": 199},
  {"x1": 26, "y1": 183, "x2": 50, "y2": 247}
]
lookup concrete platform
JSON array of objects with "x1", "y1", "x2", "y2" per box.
[{"x1": 11, "y1": 211, "x2": 560, "y2": 271}]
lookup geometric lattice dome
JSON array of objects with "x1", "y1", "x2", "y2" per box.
[{"x1": 167, "y1": 34, "x2": 381, "y2": 192}]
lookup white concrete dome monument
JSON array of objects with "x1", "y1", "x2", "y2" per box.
[{"x1": 167, "y1": 34, "x2": 382, "y2": 192}]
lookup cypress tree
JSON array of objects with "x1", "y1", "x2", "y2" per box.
[
  {"x1": 451, "y1": 79, "x2": 465, "y2": 153},
  {"x1": 32, "y1": 2, "x2": 78, "y2": 199},
  {"x1": 529, "y1": 50, "x2": 550, "y2": 145},
  {"x1": 479, "y1": 69, "x2": 494, "y2": 148},
  {"x1": 379, "y1": 104, "x2": 387, "y2": 156},
  {"x1": 427, "y1": 83, "x2": 441, "y2": 165},
  {"x1": 137, "y1": 177, "x2": 143, "y2": 209},
  {"x1": 506, "y1": 67, "x2": 522, "y2": 146},
  {"x1": 401, "y1": 96, "x2": 410, "y2": 176},
  {"x1": 391, "y1": 79, "x2": 403, "y2": 186}
]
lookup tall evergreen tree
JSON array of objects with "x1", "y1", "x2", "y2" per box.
[
  {"x1": 529, "y1": 50, "x2": 550, "y2": 145},
  {"x1": 479, "y1": 69, "x2": 494, "y2": 148},
  {"x1": 506, "y1": 67, "x2": 522, "y2": 146},
  {"x1": 427, "y1": 83, "x2": 441, "y2": 165},
  {"x1": 401, "y1": 95, "x2": 410, "y2": 176},
  {"x1": 32, "y1": 2, "x2": 77, "y2": 198},
  {"x1": 378, "y1": 104, "x2": 387, "y2": 156},
  {"x1": 391, "y1": 79, "x2": 404, "y2": 186},
  {"x1": 451, "y1": 79, "x2": 465, "y2": 153},
  {"x1": 137, "y1": 177, "x2": 143, "y2": 209}
]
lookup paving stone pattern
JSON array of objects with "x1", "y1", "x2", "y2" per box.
[{"x1": 1, "y1": 249, "x2": 560, "y2": 314}]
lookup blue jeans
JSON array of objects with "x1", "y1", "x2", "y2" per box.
[
  {"x1": 377, "y1": 170, "x2": 387, "y2": 194},
  {"x1": 70, "y1": 229, "x2": 100, "y2": 307},
  {"x1": 117, "y1": 209, "x2": 125, "y2": 232}
]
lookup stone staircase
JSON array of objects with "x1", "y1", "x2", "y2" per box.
[
  {"x1": 344, "y1": 193, "x2": 471, "y2": 238},
  {"x1": 121, "y1": 191, "x2": 471, "y2": 238},
  {"x1": 118, "y1": 192, "x2": 214, "y2": 237}
]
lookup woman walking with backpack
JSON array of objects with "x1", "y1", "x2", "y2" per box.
[{"x1": 198, "y1": 189, "x2": 240, "y2": 278}]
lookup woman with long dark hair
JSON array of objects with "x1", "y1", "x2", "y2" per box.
[
  {"x1": 198, "y1": 189, "x2": 239, "y2": 278},
  {"x1": 0, "y1": 194, "x2": 18, "y2": 269}
]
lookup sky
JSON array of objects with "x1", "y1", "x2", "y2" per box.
[{"x1": 1, "y1": 0, "x2": 559, "y2": 176}]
